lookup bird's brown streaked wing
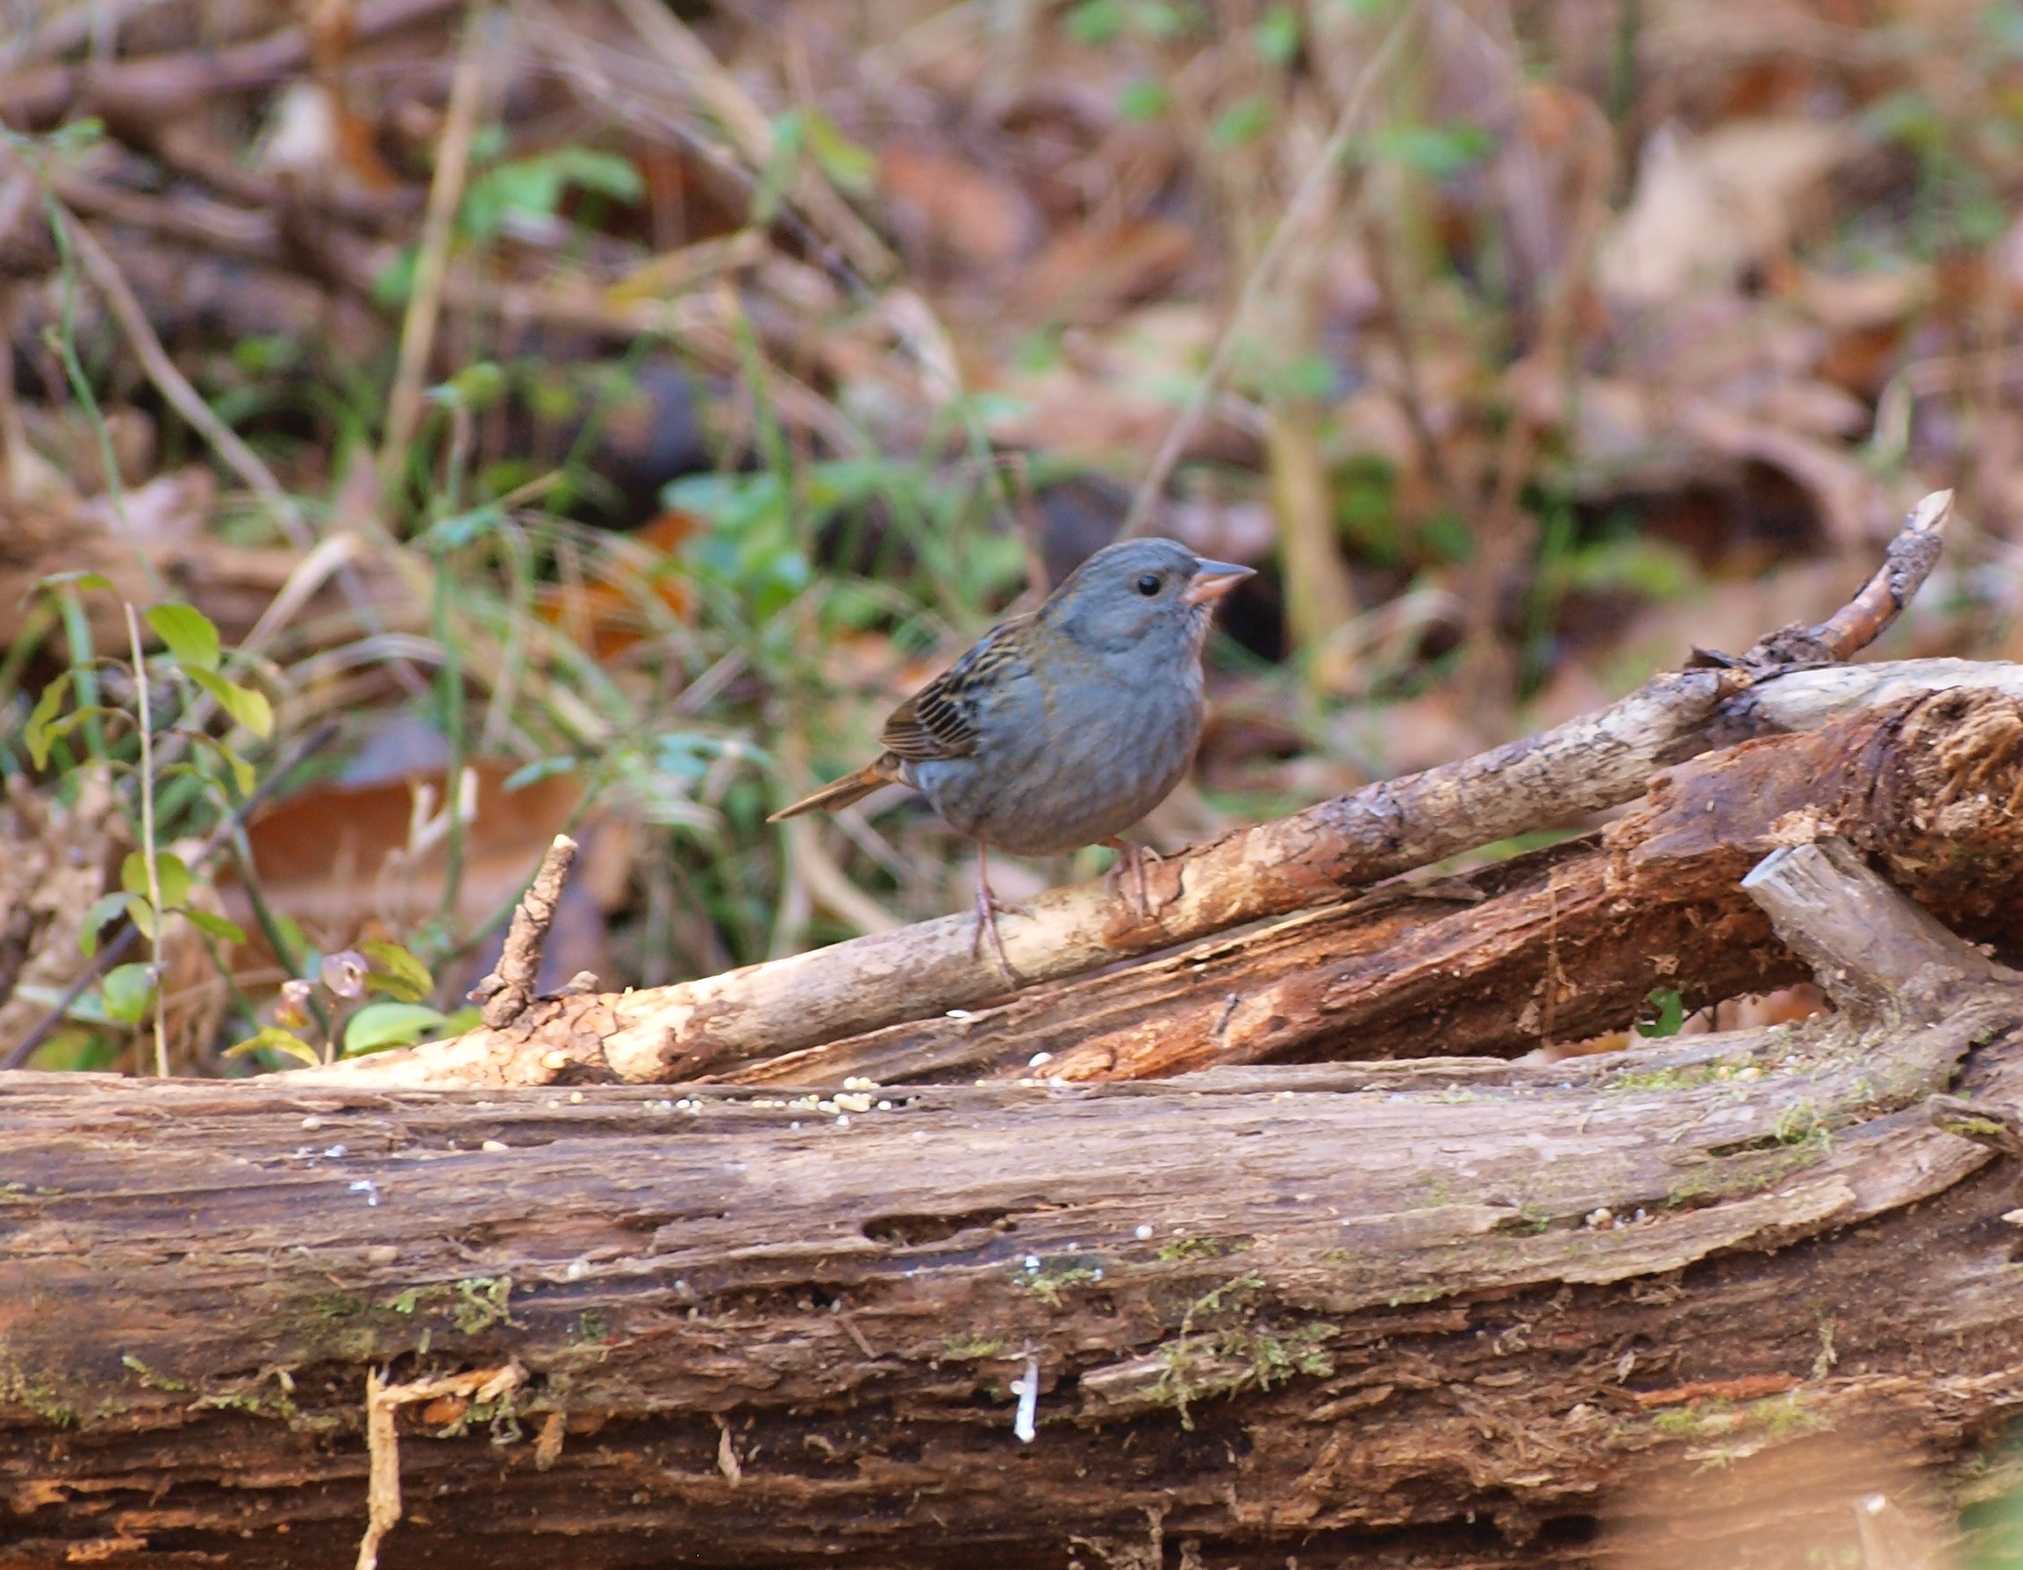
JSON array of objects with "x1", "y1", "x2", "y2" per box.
[{"x1": 878, "y1": 616, "x2": 1033, "y2": 762}]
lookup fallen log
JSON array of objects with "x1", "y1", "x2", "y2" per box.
[
  {"x1": 718, "y1": 683, "x2": 2023, "y2": 1086},
  {"x1": 303, "y1": 494, "x2": 1961, "y2": 1092},
  {"x1": 4, "y1": 838, "x2": 2023, "y2": 1568}
]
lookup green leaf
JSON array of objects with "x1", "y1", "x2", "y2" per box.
[
  {"x1": 101, "y1": 962, "x2": 156, "y2": 1025},
  {"x1": 1637, "y1": 987, "x2": 1686, "y2": 1039},
  {"x1": 214, "y1": 742, "x2": 257, "y2": 800},
  {"x1": 1134, "y1": 2, "x2": 1192, "y2": 40},
  {"x1": 343, "y1": 1001, "x2": 450, "y2": 1055},
  {"x1": 1369, "y1": 122, "x2": 1497, "y2": 180},
  {"x1": 78, "y1": 892, "x2": 130, "y2": 956},
  {"x1": 24, "y1": 672, "x2": 72, "y2": 769},
  {"x1": 436, "y1": 360, "x2": 508, "y2": 411},
  {"x1": 185, "y1": 909, "x2": 248, "y2": 945},
  {"x1": 144, "y1": 602, "x2": 221, "y2": 672},
  {"x1": 805, "y1": 110, "x2": 875, "y2": 194},
  {"x1": 35, "y1": 569, "x2": 115, "y2": 594},
  {"x1": 32, "y1": 703, "x2": 119, "y2": 756},
  {"x1": 374, "y1": 245, "x2": 418, "y2": 307},
  {"x1": 462, "y1": 148, "x2": 643, "y2": 240},
  {"x1": 271, "y1": 913, "x2": 312, "y2": 969},
  {"x1": 361, "y1": 940, "x2": 434, "y2": 1004},
  {"x1": 156, "y1": 851, "x2": 192, "y2": 910},
  {"x1": 1067, "y1": 0, "x2": 1124, "y2": 43},
  {"x1": 1117, "y1": 79, "x2": 1172, "y2": 123},
  {"x1": 224, "y1": 1025, "x2": 322, "y2": 1068},
  {"x1": 1210, "y1": 96, "x2": 1273, "y2": 149},
  {"x1": 124, "y1": 894, "x2": 157, "y2": 942},
  {"x1": 122, "y1": 850, "x2": 191, "y2": 910},
  {"x1": 503, "y1": 756, "x2": 580, "y2": 792},
  {"x1": 48, "y1": 117, "x2": 106, "y2": 152},
  {"x1": 186, "y1": 667, "x2": 274, "y2": 738},
  {"x1": 1254, "y1": 3, "x2": 1301, "y2": 65}
]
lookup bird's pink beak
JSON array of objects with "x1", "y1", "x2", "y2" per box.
[{"x1": 1181, "y1": 559, "x2": 1256, "y2": 606}]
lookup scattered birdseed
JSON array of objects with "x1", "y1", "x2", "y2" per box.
[
  {"x1": 481, "y1": 1139, "x2": 507, "y2": 1153},
  {"x1": 322, "y1": 1144, "x2": 348, "y2": 1159},
  {"x1": 568, "y1": 1091, "x2": 585, "y2": 1104},
  {"x1": 300, "y1": 1115, "x2": 324, "y2": 1131},
  {"x1": 348, "y1": 1179, "x2": 380, "y2": 1208},
  {"x1": 835, "y1": 1114, "x2": 851, "y2": 1128},
  {"x1": 1134, "y1": 1224, "x2": 1154, "y2": 1240},
  {"x1": 1028, "y1": 1052, "x2": 1053, "y2": 1068}
]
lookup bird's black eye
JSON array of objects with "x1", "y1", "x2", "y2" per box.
[{"x1": 1135, "y1": 573, "x2": 1162, "y2": 596}]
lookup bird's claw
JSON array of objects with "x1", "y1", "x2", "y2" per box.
[
  {"x1": 970, "y1": 876, "x2": 1027, "y2": 985},
  {"x1": 1103, "y1": 838, "x2": 1164, "y2": 921}
]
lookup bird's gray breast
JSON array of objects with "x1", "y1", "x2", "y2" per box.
[{"x1": 906, "y1": 652, "x2": 1203, "y2": 856}]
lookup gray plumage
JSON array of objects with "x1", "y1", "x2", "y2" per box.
[{"x1": 770, "y1": 536, "x2": 1253, "y2": 974}]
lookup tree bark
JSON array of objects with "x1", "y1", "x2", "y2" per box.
[{"x1": 5, "y1": 837, "x2": 2023, "y2": 1568}]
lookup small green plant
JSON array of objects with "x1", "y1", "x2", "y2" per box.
[
  {"x1": 21, "y1": 580, "x2": 271, "y2": 1074},
  {"x1": 940, "y1": 1334, "x2": 1008, "y2": 1361},
  {"x1": 228, "y1": 936, "x2": 454, "y2": 1067},
  {"x1": 1155, "y1": 1236, "x2": 1235, "y2": 1263},
  {"x1": 1016, "y1": 1260, "x2": 1106, "y2": 1307}
]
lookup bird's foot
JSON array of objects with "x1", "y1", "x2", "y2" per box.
[
  {"x1": 969, "y1": 858, "x2": 1027, "y2": 985},
  {"x1": 1102, "y1": 838, "x2": 1164, "y2": 921}
]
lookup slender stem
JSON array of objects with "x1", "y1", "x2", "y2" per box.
[
  {"x1": 431, "y1": 561, "x2": 469, "y2": 930},
  {"x1": 123, "y1": 602, "x2": 170, "y2": 1078}
]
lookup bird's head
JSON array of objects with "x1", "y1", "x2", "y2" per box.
[{"x1": 1041, "y1": 536, "x2": 1255, "y2": 656}]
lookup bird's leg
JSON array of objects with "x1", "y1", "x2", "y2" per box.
[
  {"x1": 1101, "y1": 837, "x2": 1163, "y2": 919},
  {"x1": 970, "y1": 845, "x2": 1025, "y2": 985}
]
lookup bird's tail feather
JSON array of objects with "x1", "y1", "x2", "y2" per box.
[{"x1": 767, "y1": 758, "x2": 901, "y2": 822}]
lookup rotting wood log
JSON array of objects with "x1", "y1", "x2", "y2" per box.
[
  {"x1": 714, "y1": 684, "x2": 2023, "y2": 1086},
  {"x1": 5, "y1": 839, "x2": 2023, "y2": 1568},
  {"x1": 305, "y1": 658, "x2": 2023, "y2": 1095}
]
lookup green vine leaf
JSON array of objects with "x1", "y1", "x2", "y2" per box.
[{"x1": 144, "y1": 602, "x2": 221, "y2": 672}]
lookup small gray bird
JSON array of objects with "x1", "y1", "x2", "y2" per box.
[{"x1": 770, "y1": 537, "x2": 1254, "y2": 975}]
